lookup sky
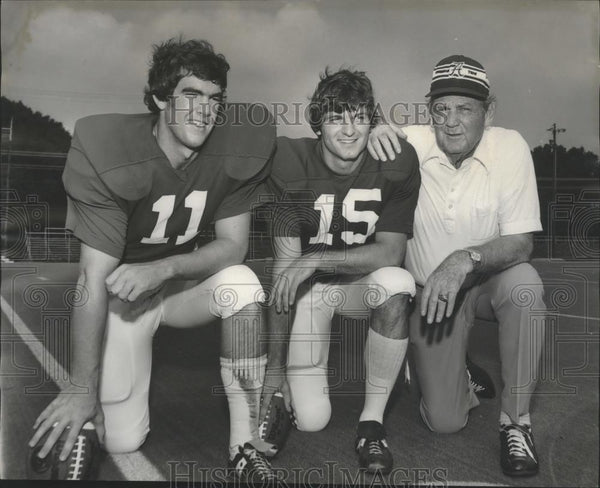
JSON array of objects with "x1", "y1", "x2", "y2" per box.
[{"x1": 1, "y1": 0, "x2": 599, "y2": 154}]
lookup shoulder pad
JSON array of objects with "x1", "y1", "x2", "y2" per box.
[
  {"x1": 380, "y1": 139, "x2": 420, "y2": 182},
  {"x1": 204, "y1": 104, "x2": 276, "y2": 181},
  {"x1": 271, "y1": 137, "x2": 315, "y2": 183},
  {"x1": 71, "y1": 114, "x2": 158, "y2": 200}
]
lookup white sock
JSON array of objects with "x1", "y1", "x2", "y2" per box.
[
  {"x1": 220, "y1": 354, "x2": 267, "y2": 459},
  {"x1": 359, "y1": 329, "x2": 408, "y2": 423},
  {"x1": 500, "y1": 411, "x2": 531, "y2": 427},
  {"x1": 519, "y1": 413, "x2": 531, "y2": 426}
]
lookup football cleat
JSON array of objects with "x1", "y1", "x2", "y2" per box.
[
  {"x1": 355, "y1": 421, "x2": 393, "y2": 474},
  {"x1": 27, "y1": 422, "x2": 100, "y2": 480},
  {"x1": 229, "y1": 442, "x2": 277, "y2": 483},
  {"x1": 500, "y1": 423, "x2": 539, "y2": 477},
  {"x1": 466, "y1": 355, "x2": 496, "y2": 399},
  {"x1": 258, "y1": 391, "x2": 293, "y2": 457}
]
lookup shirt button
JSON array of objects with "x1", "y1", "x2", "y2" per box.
[
  {"x1": 450, "y1": 188, "x2": 455, "y2": 192},
  {"x1": 448, "y1": 204, "x2": 453, "y2": 209}
]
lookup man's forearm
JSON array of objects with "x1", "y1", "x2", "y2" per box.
[
  {"x1": 454, "y1": 233, "x2": 534, "y2": 276},
  {"x1": 69, "y1": 274, "x2": 110, "y2": 393},
  {"x1": 312, "y1": 240, "x2": 405, "y2": 275},
  {"x1": 266, "y1": 306, "x2": 291, "y2": 369},
  {"x1": 154, "y1": 237, "x2": 247, "y2": 282}
]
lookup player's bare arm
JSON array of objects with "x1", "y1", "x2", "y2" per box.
[
  {"x1": 270, "y1": 231, "x2": 406, "y2": 315},
  {"x1": 260, "y1": 322, "x2": 293, "y2": 420},
  {"x1": 315, "y1": 231, "x2": 407, "y2": 275},
  {"x1": 105, "y1": 212, "x2": 251, "y2": 302},
  {"x1": 260, "y1": 235, "x2": 302, "y2": 419},
  {"x1": 29, "y1": 244, "x2": 119, "y2": 460},
  {"x1": 422, "y1": 232, "x2": 534, "y2": 324},
  {"x1": 270, "y1": 257, "x2": 316, "y2": 314}
]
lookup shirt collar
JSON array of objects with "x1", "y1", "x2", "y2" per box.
[{"x1": 421, "y1": 126, "x2": 491, "y2": 172}]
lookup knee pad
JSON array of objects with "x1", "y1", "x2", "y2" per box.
[
  {"x1": 101, "y1": 398, "x2": 150, "y2": 454},
  {"x1": 367, "y1": 267, "x2": 416, "y2": 305},
  {"x1": 293, "y1": 398, "x2": 332, "y2": 432},
  {"x1": 212, "y1": 265, "x2": 265, "y2": 319},
  {"x1": 103, "y1": 429, "x2": 148, "y2": 454},
  {"x1": 288, "y1": 370, "x2": 331, "y2": 432}
]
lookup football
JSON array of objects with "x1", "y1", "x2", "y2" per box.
[
  {"x1": 258, "y1": 392, "x2": 294, "y2": 458},
  {"x1": 26, "y1": 422, "x2": 100, "y2": 480}
]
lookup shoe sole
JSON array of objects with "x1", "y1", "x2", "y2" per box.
[
  {"x1": 229, "y1": 471, "x2": 276, "y2": 483},
  {"x1": 501, "y1": 466, "x2": 539, "y2": 477},
  {"x1": 359, "y1": 462, "x2": 392, "y2": 475}
]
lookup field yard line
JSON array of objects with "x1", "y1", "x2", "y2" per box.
[
  {"x1": 0, "y1": 295, "x2": 166, "y2": 482},
  {"x1": 554, "y1": 312, "x2": 600, "y2": 321},
  {"x1": 448, "y1": 483, "x2": 506, "y2": 487},
  {"x1": 0, "y1": 295, "x2": 70, "y2": 389}
]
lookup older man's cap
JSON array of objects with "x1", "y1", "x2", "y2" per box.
[{"x1": 426, "y1": 54, "x2": 490, "y2": 101}]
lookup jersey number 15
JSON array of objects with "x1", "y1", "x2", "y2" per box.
[{"x1": 309, "y1": 189, "x2": 381, "y2": 246}]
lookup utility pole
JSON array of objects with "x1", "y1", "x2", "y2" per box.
[
  {"x1": 1, "y1": 117, "x2": 13, "y2": 258},
  {"x1": 547, "y1": 123, "x2": 566, "y2": 197}
]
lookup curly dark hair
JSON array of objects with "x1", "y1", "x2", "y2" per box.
[
  {"x1": 143, "y1": 37, "x2": 230, "y2": 113},
  {"x1": 307, "y1": 67, "x2": 376, "y2": 134}
]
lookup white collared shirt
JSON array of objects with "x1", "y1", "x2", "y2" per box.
[{"x1": 403, "y1": 125, "x2": 542, "y2": 285}]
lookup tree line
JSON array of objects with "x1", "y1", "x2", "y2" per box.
[
  {"x1": 1, "y1": 97, "x2": 71, "y2": 153},
  {"x1": 532, "y1": 144, "x2": 599, "y2": 179}
]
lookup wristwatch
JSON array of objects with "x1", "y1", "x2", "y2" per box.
[{"x1": 461, "y1": 248, "x2": 482, "y2": 270}]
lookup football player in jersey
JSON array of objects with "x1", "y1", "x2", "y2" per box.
[
  {"x1": 260, "y1": 68, "x2": 420, "y2": 474},
  {"x1": 28, "y1": 38, "x2": 277, "y2": 482}
]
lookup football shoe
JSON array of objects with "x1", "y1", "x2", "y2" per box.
[
  {"x1": 500, "y1": 423, "x2": 539, "y2": 477},
  {"x1": 355, "y1": 421, "x2": 393, "y2": 474},
  {"x1": 466, "y1": 355, "x2": 496, "y2": 399},
  {"x1": 229, "y1": 442, "x2": 277, "y2": 483}
]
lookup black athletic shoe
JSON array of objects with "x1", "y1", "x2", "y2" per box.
[
  {"x1": 355, "y1": 421, "x2": 393, "y2": 474},
  {"x1": 229, "y1": 442, "x2": 277, "y2": 483},
  {"x1": 466, "y1": 355, "x2": 496, "y2": 399},
  {"x1": 499, "y1": 424, "x2": 539, "y2": 477}
]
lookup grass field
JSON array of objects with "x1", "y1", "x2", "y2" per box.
[{"x1": 1, "y1": 258, "x2": 598, "y2": 485}]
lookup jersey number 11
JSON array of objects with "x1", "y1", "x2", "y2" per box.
[{"x1": 141, "y1": 190, "x2": 208, "y2": 245}]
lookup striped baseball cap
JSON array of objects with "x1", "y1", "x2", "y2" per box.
[{"x1": 426, "y1": 55, "x2": 490, "y2": 100}]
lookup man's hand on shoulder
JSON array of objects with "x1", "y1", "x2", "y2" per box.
[
  {"x1": 421, "y1": 251, "x2": 474, "y2": 324},
  {"x1": 105, "y1": 261, "x2": 172, "y2": 302},
  {"x1": 29, "y1": 386, "x2": 104, "y2": 461},
  {"x1": 368, "y1": 124, "x2": 407, "y2": 161}
]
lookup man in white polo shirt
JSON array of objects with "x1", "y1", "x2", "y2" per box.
[{"x1": 368, "y1": 55, "x2": 546, "y2": 477}]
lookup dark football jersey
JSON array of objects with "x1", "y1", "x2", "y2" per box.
[
  {"x1": 268, "y1": 137, "x2": 420, "y2": 254},
  {"x1": 62, "y1": 104, "x2": 275, "y2": 263}
]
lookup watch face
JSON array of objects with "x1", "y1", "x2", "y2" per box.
[{"x1": 470, "y1": 250, "x2": 482, "y2": 263}]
